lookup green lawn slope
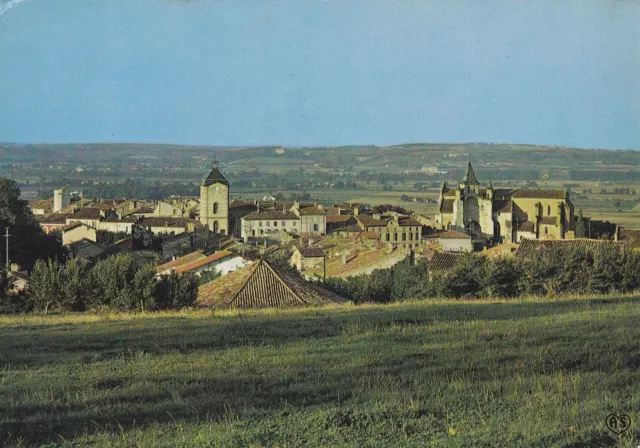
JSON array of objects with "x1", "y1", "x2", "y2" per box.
[{"x1": 1, "y1": 296, "x2": 639, "y2": 447}]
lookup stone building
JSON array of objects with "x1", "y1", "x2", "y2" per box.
[
  {"x1": 241, "y1": 210, "x2": 301, "y2": 239},
  {"x1": 239, "y1": 203, "x2": 327, "y2": 240},
  {"x1": 200, "y1": 161, "x2": 229, "y2": 234},
  {"x1": 355, "y1": 214, "x2": 423, "y2": 249},
  {"x1": 53, "y1": 185, "x2": 71, "y2": 213},
  {"x1": 434, "y1": 162, "x2": 574, "y2": 243},
  {"x1": 290, "y1": 247, "x2": 325, "y2": 272}
]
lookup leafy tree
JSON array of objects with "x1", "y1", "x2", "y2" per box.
[
  {"x1": 0, "y1": 178, "x2": 32, "y2": 228},
  {"x1": 483, "y1": 256, "x2": 522, "y2": 298},
  {"x1": 28, "y1": 259, "x2": 63, "y2": 314},
  {"x1": 156, "y1": 271, "x2": 199, "y2": 310},
  {"x1": 59, "y1": 258, "x2": 93, "y2": 311},
  {"x1": 89, "y1": 254, "x2": 140, "y2": 310},
  {"x1": 0, "y1": 266, "x2": 13, "y2": 302},
  {"x1": 574, "y1": 208, "x2": 586, "y2": 238}
]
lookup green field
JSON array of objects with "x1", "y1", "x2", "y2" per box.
[{"x1": 1, "y1": 296, "x2": 639, "y2": 447}]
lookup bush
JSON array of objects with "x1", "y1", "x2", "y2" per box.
[
  {"x1": 156, "y1": 271, "x2": 199, "y2": 310},
  {"x1": 21, "y1": 254, "x2": 199, "y2": 314}
]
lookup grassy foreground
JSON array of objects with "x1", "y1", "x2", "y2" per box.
[{"x1": 1, "y1": 296, "x2": 639, "y2": 447}]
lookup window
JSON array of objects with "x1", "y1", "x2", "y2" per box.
[
  {"x1": 282, "y1": 221, "x2": 286, "y2": 226},
  {"x1": 259, "y1": 221, "x2": 263, "y2": 227},
  {"x1": 545, "y1": 227, "x2": 549, "y2": 235},
  {"x1": 386, "y1": 233, "x2": 390, "y2": 241},
  {"x1": 293, "y1": 221, "x2": 297, "y2": 226},
  {"x1": 402, "y1": 233, "x2": 406, "y2": 241},
  {"x1": 409, "y1": 233, "x2": 413, "y2": 241},
  {"x1": 266, "y1": 221, "x2": 270, "y2": 226},
  {"x1": 213, "y1": 203, "x2": 219, "y2": 214},
  {"x1": 394, "y1": 233, "x2": 398, "y2": 241},
  {"x1": 547, "y1": 205, "x2": 551, "y2": 216},
  {"x1": 213, "y1": 221, "x2": 219, "y2": 233},
  {"x1": 313, "y1": 224, "x2": 319, "y2": 232},
  {"x1": 274, "y1": 221, "x2": 278, "y2": 227}
]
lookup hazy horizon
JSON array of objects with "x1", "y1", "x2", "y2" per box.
[
  {"x1": 1, "y1": 140, "x2": 638, "y2": 152},
  {"x1": 1, "y1": 1, "x2": 638, "y2": 150}
]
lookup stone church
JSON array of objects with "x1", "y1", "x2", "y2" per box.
[
  {"x1": 435, "y1": 162, "x2": 575, "y2": 243},
  {"x1": 200, "y1": 161, "x2": 229, "y2": 234}
]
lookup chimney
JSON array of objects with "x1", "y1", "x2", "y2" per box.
[
  {"x1": 257, "y1": 200, "x2": 260, "y2": 213},
  {"x1": 342, "y1": 250, "x2": 347, "y2": 265}
]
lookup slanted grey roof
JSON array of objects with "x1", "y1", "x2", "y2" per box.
[
  {"x1": 440, "y1": 199, "x2": 454, "y2": 214},
  {"x1": 202, "y1": 164, "x2": 229, "y2": 187},
  {"x1": 461, "y1": 162, "x2": 479, "y2": 185},
  {"x1": 198, "y1": 259, "x2": 344, "y2": 309}
]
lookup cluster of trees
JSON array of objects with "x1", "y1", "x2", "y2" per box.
[
  {"x1": 0, "y1": 179, "x2": 65, "y2": 271},
  {"x1": 9, "y1": 254, "x2": 198, "y2": 314},
  {"x1": 320, "y1": 244, "x2": 640, "y2": 303},
  {"x1": 574, "y1": 210, "x2": 617, "y2": 240},
  {"x1": 319, "y1": 258, "x2": 430, "y2": 304}
]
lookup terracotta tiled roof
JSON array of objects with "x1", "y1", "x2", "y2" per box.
[
  {"x1": 326, "y1": 215, "x2": 354, "y2": 224},
  {"x1": 398, "y1": 217, "x2": 422, "y2": 227},
  {"x1": 439, "y1": 199, "x2": 454, "y2": 214},
  {"x1": 141, "y1": 217, "x2": 191, "y2": 227},
  {"x1": 30, "y1": 198, "x2": 54, "y2": 210},
  {"x1": 429, "y1": 252, "x2": 463, "y2": 272},
  {"x1": 156, "y1": 251, "x2": 206, "y2": 273},
  {"x1": 70, "y1": 208, "x2": 103, "y2": 219},
  {"x1": 62, "y1": 222, "x2": 91, "y2": 232},
  {"x1": 299, "y1": 207, "x2": 326, "y2": 216},
  {"x1": 426, "y1": 230, "x2": 471, "y2": 240},
  {"x1": 88, "y1": 202, "x2": 118, "y2": 210},
  {"x1": 38, "y1": 213, "x2": 71, "y2": 224},
  {"x1": 356, "y1": 215, "x2": 390, "y2": 227},
  {"x1": 175, "y1": 250, "x2": 235, "y2": 274},
  {"x1": 198, "y1": 259, "x2": 344, "y2": 309},
  {"x1": 298, "y1": 247, "x2": 325, "y2": 258},
  {"x1": 516, "y1": 238, "x2": 625, "y2": 258},
  {"x1": 243, "y1": 211, "x2": 299, "y2": 221},
  {"x1": 354, "y1": 231, "x2": 379, "y2": 240},
  {"x1": 512, "y1": 189, "x2": 566, "y2": 199}
]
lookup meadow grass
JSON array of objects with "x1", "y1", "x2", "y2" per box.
[{"x1": 1, "y1": 295, "x2": 639, "y2": 447}]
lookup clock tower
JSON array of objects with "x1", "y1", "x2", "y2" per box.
[{"x1": 200, "y1": 160, "x2": 229, "y2": 234}]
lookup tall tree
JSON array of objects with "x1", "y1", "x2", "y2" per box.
[
  {"x1": 0, "y1": 178, "x2": 33, "y2": 228},
  {"x1": 574, "y1": 208, "x2": 586, "y2": 238},
  {"x1": 0, "y1": 178, "x2": 65, "y2": 270}
]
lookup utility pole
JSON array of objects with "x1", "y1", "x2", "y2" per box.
[{"x1": 4, "y1": 227, "x2": 9, "y2": 268}]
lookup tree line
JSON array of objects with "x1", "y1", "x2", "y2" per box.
[
  {"x1": 1, "y1": 254, "x2": 198, "y2": 314},
  {"x1": 319, "y1": 244, "x2": 640, "y2": 303}
]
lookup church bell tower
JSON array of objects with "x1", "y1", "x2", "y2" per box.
[{"x1": 200, "y1": 160, "x2": 229, "y2": 234}]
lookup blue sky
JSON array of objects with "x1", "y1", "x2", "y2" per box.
[{"x1": 0, "y1": 0, "x2": 638, "y2": 149}]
